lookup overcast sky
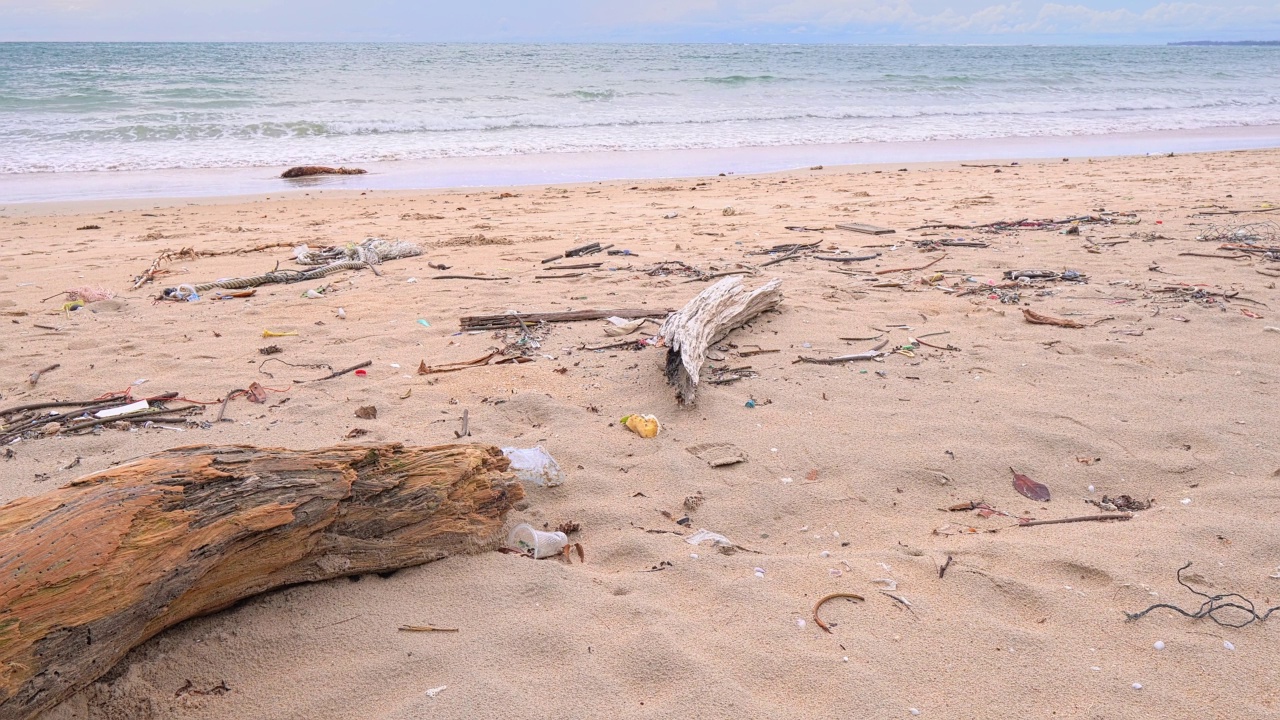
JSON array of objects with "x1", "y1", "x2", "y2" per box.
[{"x1": 2, "y1": 1, "x2": 1277, "y2": 43}]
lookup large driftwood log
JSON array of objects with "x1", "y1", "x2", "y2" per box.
[
  {"x1": 280, "y1": 166, "x2": 367, "y2": 179},
  {"x1": 0, "y1": 443, "x2": 522, "y2": 720},
  {"x1": 659, "y1": 276, "x2": 783, "y2": 404}
]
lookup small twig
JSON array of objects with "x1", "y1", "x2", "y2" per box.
[
  {"x1": 760, "y1": 249, "x2": 803, "y2": 267},
  {"x1": 1177, "y1": 252, "x2": 1250, "y2": 259},
  {"x1": 27, "y1": 364, "x2": 60, "y2": 387},
  {"x1": 432, "y1": 275, "x2": 511, "y2": 281},
  {"x1": 313, "y1": 360, "x2": 372, "y2": 381},
  {"x1": 939, "y1": 555, "x2": 953, "y2": 579},
  {"x1": 454, "y1": 409, "x2": 470, "y2": 438},
  {"x1": 1017, "y1": 513, "x2": 1133, "y2": 527},
  {"x1": 536, "y1": 273, "x2": 585, "y2": 279},
  {"x1": 1125, "y1": 561, "x2": 1280, "y2": 628},
  {"x1": 813, "y1": 593, "x2": 865, "y2": 633},
  {"x1": 874, "y1": 254, "x2": 947, "y2": 275},
  {"x1": 397, "y1": 625, "x2": 460, "y2": 632}
]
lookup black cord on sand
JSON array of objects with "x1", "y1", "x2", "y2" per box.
[{"x1": 1125, "y1": 562, "x2": 1280, "y2": 628}]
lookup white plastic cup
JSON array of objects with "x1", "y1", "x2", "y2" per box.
[{"x1": 508, "y1": 523, "x2": 568, "y2": 559}]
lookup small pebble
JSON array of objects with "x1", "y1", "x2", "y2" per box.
[
  {"x1": 337, "y1": 307, "x2": 346, "y2": 319},
  {"x1": 689, "y1": 553, "x2": 699, "y2": 560},
  {"x1": 1132, "y1": 683, "x2": 1143, "y2": 690},
  {"x1": 842, "y1": 656, "x2": 849, "y2": 662},
  {"x1": 910, "y1": 709, "x2": 921, "y2": 716},
  {"x1": 1224, "y1": 641, "x2": 1235, "y2": 651},
  {"x1": 754, "y1": 567, "x2": 765, "y2": 578},
  {"x1": 819, "y1": 551, "x2": 831, "y2": 558},
  {"x1": 780, "y1": 477, "x2": 793, "y2": 484},
  {"x1": 1087, "y1": 484, "x2": 1095, "y2": 492},
  {"x1": 1181, "y1": 498, "x2": 1192, "y2": 505},
  {"x1": 795, "y1": 618, "x2": 806, "y2": 628},
  {"x1": 1153, "y1": 641, "x2": 1165, "y2": 650}
]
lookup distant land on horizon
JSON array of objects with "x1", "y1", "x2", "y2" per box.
[{"x1": 1168, "y1": 40, "x2": 1280, "y2": 46}]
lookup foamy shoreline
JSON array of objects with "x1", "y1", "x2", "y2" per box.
[{"x1": 4, "y1": 124, "x2": 1280, "y2": 208}]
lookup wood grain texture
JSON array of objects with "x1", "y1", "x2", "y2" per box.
[
  {"x1": 659, "y1": 277, "x2": 783, "y2": 404},
  {"x1": 0, "y1": 443, "x2": 522, "y2": 720}
]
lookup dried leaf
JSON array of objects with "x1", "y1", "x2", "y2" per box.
[
  {"x1": 417, "y1": 359, "x2": 429, "y2": 374},
  {"x1": 1022, "y1": 308, "x2": 1084, "y2": 328},
  {"x1": 246, "y1": 382, "x2": 269, "y2": 403},
  {"x1": 355, "y1": 405, "x2": 378, "y2": 420},
  {"x1": 345, "y1": 428, "x2": 369, "y2": 439},
  {"x1": 1010, "y1": 467, "x2": 1051, "y2": 502}
]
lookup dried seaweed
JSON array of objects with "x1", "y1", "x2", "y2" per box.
[{"x1": 1125, "y1": 562, "x2": 1280, "y2": 628}]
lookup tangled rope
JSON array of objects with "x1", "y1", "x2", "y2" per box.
[
  {"x1": 1125, "y1": 562, "x2": 1280, "y2": 628},
  {"x1": 294, "y1": 238, "x2": 423, "y2": 266}
]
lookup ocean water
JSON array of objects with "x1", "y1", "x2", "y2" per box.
[{"x1": 1, "y1": 43, "x2": 1279, "y2": 175}]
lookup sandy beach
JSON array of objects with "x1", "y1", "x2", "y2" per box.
[{"x1": 4, "y1": 148, "x2": 1280, "y2": 719}]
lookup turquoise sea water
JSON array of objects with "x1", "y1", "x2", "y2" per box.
[{"x1": 2, "y1": 43, "x2": 1280, "y2": 175}]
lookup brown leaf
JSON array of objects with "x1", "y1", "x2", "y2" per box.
[
  {"x1": 1010, "y1": 467, "x2": 1051, "y2": 502},
  {"x1": 1022, "y1": 308, "x2": 1084, "y2": 328},
  {"x1": 245, "y1": 382, "x2": 269, "y2": 403},
  {"x1": 355, "y1": 405, "x2": 377, "y2": 420},
  {"x1": 417, "y1": 359, "x2": 429, "y2": 375}
]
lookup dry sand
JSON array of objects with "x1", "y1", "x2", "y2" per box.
[{"x1": 3, "y1": 149, "x2": 1280, "y2": 719}]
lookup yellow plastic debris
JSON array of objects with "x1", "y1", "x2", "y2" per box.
[
  {"x1": 262, "y1": 329, "x2": 298, "y2": 338},
  {"x1": 621, "y1": 414, "x2": 661, "y2": 438}
]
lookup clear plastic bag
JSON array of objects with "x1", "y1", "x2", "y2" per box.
[{"x1": 501, "y1": 446, "x2": 565, "y2": 487}]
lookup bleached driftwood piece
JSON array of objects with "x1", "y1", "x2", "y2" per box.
[
  {"x1": 0, "y1": 443, "x2": 522, "y2": 720},
  {"x1": 658, "y1": 276, "x2": 783, "y2": 404}
]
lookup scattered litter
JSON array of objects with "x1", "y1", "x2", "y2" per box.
[
  {"x1": 263, "y1": 329, "x2": 297, "y2": 338},
  {"x1": 507, "y1": 523, "x2": 569, "y2": 559},
  {"x1": 604, "y1": 317, "x2": 645, "y2": 336},
  {"x1": 502, "y1": 446, "x2": 565, "y2": 487},
  {"x1": 621, "y1": 414, "x2": 661, "y2": 438},
  {"x1": 424, "y1": 686, "x2": 447, "y2": 699},
  {"x1": 95, "y1": 400, "x2": 150, "y2": 419},
  {"x1": 836, "y1": 222, "x2": 895, "y2": 236}
]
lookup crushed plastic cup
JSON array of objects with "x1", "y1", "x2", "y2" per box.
[
  {"x1": 508, "y1": 523, "x2": 568, "y2": 559},
  {"x1": 502, "y1": 446, "x2": 565, "y2": 487}
]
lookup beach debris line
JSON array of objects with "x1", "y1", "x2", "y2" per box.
[
  {"x1": 1, "y1": 390, "x2": 208, "y2": 444},
  {"x1": 1010, "y1": 467, "x2": 1051, "y2": 502},
  {"x1": 0, "y1": 443, "x2": 522, "y2": 719},
  {"x1": 1126, "y1": 562, "x2": 1280, "y2": 628},
  {"x1": 417, "y1": 352, "x2": 531, "y2": 375},
  {"x1": 908, "y1": 212, "x2": 1139, "y2": 233},
  {"x1": 658, "y1": 276, "x2": 784, "y2": 404},
  {"x1": 130, "y1": 242, "x2": 301, "y2": 290},
  {"x1": 280, "y1": 165, "x2": 367, "y2": 178}
]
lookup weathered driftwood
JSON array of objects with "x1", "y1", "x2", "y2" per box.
[
  {"x1": 659, "y1": 276, "x2": 783, "y2": 404},
  {"x1": 0, "y1": 443, "x2": 522, "y2": 720},
  {"x1": 459, "y1": 308, "x2": 671, "y2": 332},
  {"x1": 280, "y1": 166, "x2": 367, "y2": 179}
]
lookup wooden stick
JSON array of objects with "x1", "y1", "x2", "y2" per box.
[
  {"x1": 27, "y1": 364, "x2": 59, "y2": 387},
  {"x1": 432, "y1": 275, "x2": 511, "y2": 281},
  {"x1": 398, "y1": 625, "x2": 460, "y2": 632},
  {"x1": 535, "y1": 273, "x2": 585, "y2": 279},
  {"x1": 874, "y1": 254, "x2": 947, "y2": 275},
  {"x1": 760, "y1": 249, "x2": 803, "y2": 267},
  {"x1": 1177, "y1": 253, "x2": 1250, "y2": 259},
  {"x1": 1017, "y1": 513, "x2": 1134, "y2": 527},
  {"x1": 814, "y1": 254, "x2": 880, "y2": 262},
  {"x1": 460, "y1": 308, "x2": 671, "y2": 331},
  {"x1": 313, "y1": 360, "x2": 372, "y2": 381}
]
